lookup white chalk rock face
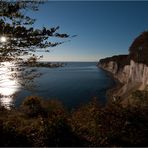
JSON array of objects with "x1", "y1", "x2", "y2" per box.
[{"x1": 99, "y1": 60, "x2": 148, "y2": 95}]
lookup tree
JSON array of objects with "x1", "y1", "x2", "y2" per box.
[
  {"x1": 0, "y1": 1, "x2": 72, "y2": 62},
  {"x1": 129, "y1": 31, "x2": 148, "y2": 65},
  {"x1": 0, "y1": 1, "x2": 76, "y2": 95}
]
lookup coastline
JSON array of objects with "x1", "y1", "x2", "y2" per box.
[
  {"x1": 98, "y1": 65, "x2": 123, "y2": 103},
  {"x1": 22, "y1": 61, "x2": 65, "y2": 68}
]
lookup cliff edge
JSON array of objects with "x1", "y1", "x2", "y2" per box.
[{"x1": 98, "y1": 31, "x2": 148, "y2": 100}]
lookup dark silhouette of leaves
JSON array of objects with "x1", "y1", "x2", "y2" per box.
[{"x1": 0, "y1": 1, "x2": 72, "y2": 62}]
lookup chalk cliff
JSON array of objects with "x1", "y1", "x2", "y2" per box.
[{"x1": 98, "y1": 31, "x2": 148, "y2": 98}]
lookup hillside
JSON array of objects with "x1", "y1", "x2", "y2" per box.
[
  {"x1": 99, "y1": 31, "x2": 148, "y2": 66},
  {"x1": 129, "y1": 31, "x2": 148, "y2": 65},
  {"x1": 98, "y1": 31, "x2": 148, "y2": 101},
  {"x1": 99, "y1": 55, "x2": 130, "y2": 72}
]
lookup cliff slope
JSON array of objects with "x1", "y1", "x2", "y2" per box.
[{"x1": 98, "y1": 31, "x2": 148, "y2": 99}]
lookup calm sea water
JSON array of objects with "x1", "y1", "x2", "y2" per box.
[{"x1": 0, "y1": 62, "x2": 115, "y2": 109}]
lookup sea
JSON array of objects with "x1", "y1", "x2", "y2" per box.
[{"x1": 0, "y1": 62, "x2": 115, "y2": 109}]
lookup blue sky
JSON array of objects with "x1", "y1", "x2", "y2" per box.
[{"x1": 27, "y1": 1, "x2": 148, "y2": 61}]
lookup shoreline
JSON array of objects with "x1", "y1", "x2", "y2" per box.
[
  {"x1": 98, "y1": 65, "x2": 123, "y2": 103},
  {"x1": 22, "y1": 61, "x2": 65, "y2": 68}
]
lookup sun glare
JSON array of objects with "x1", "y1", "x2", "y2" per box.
[
  {"x1": 0, "y1": 36, "x2": 7, "y2": 43},
  {"x1": 0, "y1": 62, "x2": 20, "y2": 108}
]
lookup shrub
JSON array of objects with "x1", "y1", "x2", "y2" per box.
[
  {"x1": 70, "y1": 99, "x2": 105, "y2": 146},
  {"x1": 132, "y1": 90, "x2": 148, "y2": 107},
  {"x1": 20, "y1": 96, "x2": 44, "y2": 117},
  {"x1": 0, "y1": 96, "x2": 148, "y2": 146}
]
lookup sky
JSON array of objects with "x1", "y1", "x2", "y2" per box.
[{"x1": 27, "y1": 1, "x2": 148, "y2": 61}]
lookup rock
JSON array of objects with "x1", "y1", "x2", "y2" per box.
[{"x1": 98, "y1": 31, "x2": 148, "y2": 100}]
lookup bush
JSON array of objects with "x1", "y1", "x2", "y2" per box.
[
  {"x1": 70, "y1": 99, "x2": 148, "y2": 146},
  {"x1": 20, "y1": 96, "x2": 44, "y2": 117},
  {"x1": 70, "y1": 99, "x2": 105, "y2": 146},
  {"x1": 0, "y1": 96, "x2": 148, "y2": 146},
  {"x1": 132, "y1": 90, "x2": 148, "y2": 107}
]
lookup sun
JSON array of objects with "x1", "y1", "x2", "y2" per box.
[{"x1": 0, "y1": 36, "x2": 7, "y2": 43}]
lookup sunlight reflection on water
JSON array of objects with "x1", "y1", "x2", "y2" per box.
[{"x1": 0, "y1": 62, "x2": 20, "y2": 108}]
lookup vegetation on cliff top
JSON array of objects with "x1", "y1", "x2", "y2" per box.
[
  {"x1": 99, "y1": 31, "x2": 148, "y2": 66},
  {"x1": 99, "y1": 54, "x2": 130, "y2": 69},
  {"x1": 129, "y1": 31, "x2": 148, "y2": 65}
]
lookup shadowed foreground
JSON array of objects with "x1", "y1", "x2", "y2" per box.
[{"x1": 0, "y1": 93, "x2": 148, "y2": 147}]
